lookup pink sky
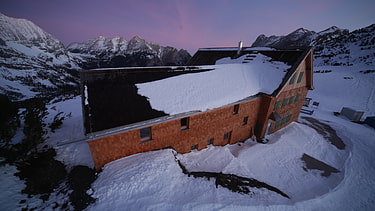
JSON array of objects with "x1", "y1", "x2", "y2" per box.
[{"x1": 2, "y1": 0, "x2": 375, "y2": 54}]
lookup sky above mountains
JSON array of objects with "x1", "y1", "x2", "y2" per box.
[{"x1": 2, "y1": 0, "x2": 375, "y2": 54}]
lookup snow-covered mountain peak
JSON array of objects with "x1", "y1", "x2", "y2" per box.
[
  {"x1": 127, "y1": 35, "x2": 151, "y2": 51},
  {"x1": 0, "y1": 13, "x2": 190, "y2": 100},
  {"x1": 67, "y1": 36, "x2": 129, "y2": 54},
  {"x1": 320, "y1": 26, "x2": 340, "y2": 33},
  {"x1": 0, "y1": 12, "x2": 61, "y2": 48},
  {"x1": 67, "y1": 35, "x2": 191, "y2": 68},
  {"x1": 0, "y1": 13, "x2": 79, "y2": 100},
  {"x1": 291, "y1": 28, "x2": 314, "y2": 35}
]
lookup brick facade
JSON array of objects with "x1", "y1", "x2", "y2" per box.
[{"x1": 88, "y1": 97, "x2": 263, "y2": 170}]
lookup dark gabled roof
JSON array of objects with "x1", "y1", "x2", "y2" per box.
[
  {"x1": 271, "y1": 47, "x2": 314, "y2": 96},
  {"x1": 187, "y1": 47, "x2": 308, "y2": 66},
  {"x1": 187, "y1": 46, "x2": 314, "y2": 97}
]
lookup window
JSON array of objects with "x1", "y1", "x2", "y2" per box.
[
  {"x1": 287, "y1": 114, "x2": 292, "y2": 122},
  {"x1": 295, "y1": 94, "x2": 301, "y2": 103},
  {"x1": 275, "y1": 114, "x2": 293, "y2": 129},
  {"x1": 297, "y1": 72, "x2": 305, "y2": 83},
  {"x1": 233, "y1": 104, "x2": 239, "y2": 115},
  {"x1": 224, "y1": 131, "x2": 232, "y2": 141},
  {"x1": 282, "y1": 98, "x2": 288, "y2": 107},
  {"x1": 288, "y1": 96, "x2": 295, "y2": 105},
  {"x1": 289, "y1": 73, "x2": 297, "y2": 85},
  {"x1": 191, "y1": 144, "x2": 198, "y2": 151},
  {"x1": 275, "y1": 119, "x2": 281, "y2": 128},
  {"x1": 180, "y1": 117, "x2": 189, "y2": 131},
  {"x1": 242, "y1": 116, "x2": 249, "y2": 126},
  {"x1": 274, "y1": 101, "x2": 280, "y2": 110},
  {"x1": 208, "y1": 138, "x2": 214, "y2": 145},
  {"x1": 140, "y1": 127, "x2": 152, "y2": 143}
]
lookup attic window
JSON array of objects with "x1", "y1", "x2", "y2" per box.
[
  {"x1": 140, "y1": 127, "x2": 152, "y2": 143},
  {"x1": 289, "y1": 73, "x2": 297, "y2": 85},
  {"x1": 233, "y1": 104, "x2": 240, "y2": 115},
  {"x1": 181, "y1": 117, "x2": 190, "y2": 131},
  {"x1": 297, "y1": 72, "x2": 305, "y2": 83}
]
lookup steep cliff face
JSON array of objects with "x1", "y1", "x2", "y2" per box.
[
  {"x1": 252, "y1": 28, "x2": 316, "y2": 49},
  {"x1": 0, "y1": 13, "x2": 79, "y2": 100},
  {"x1": 67, "y1": 35, "x2": 191, "y2": 69}
]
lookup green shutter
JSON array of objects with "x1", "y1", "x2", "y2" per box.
[
  {"x1": 288, "y1": 96, "x2": 295, "y2": 104},
  {"x1": 289, "y1": 73, "x2": 297, "y2": 84},
  {"x1": 274, "y1": 101, "x2": 280, "y2": 110},
  {"x1": 282, "y1": 98, "x2": 288, "y2": 107},
  {"x1": 287, "y1": 114, "x2": 292, "y2": 122},
  {"x1": 297, "y1": 72, "x2": 305, "y2": 83},
  {"x1": 275, "y1": 120, "x2": 281, "y2": 128},
  {"x1": 295, "y1": 94, "x2": 300, "y2": 103}
]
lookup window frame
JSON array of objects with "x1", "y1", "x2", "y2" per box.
[
  {"x1": 282, "y1": 98, "x2": 288, "y2": 108},
  {"x1": 233, "y1": 104, "x2": 240, "y2": 115},
  {"x1": 208, "y1": 138, "x2": 214, "y2": 145},
  {"x1": 180, "y1": 117, "x2": 190, "y2": 131},
  {"x1": 191, "y1": 144, "x2": 198, "y2": 151},
  {"x1": 140, "y1": 127, "x2": 152, "y2": 143},
  {"x1": 297, "y1": 72, "x2": 305, "y2": 83},
  {"x1": 288, "y1": 96, "x2": 295, "y2": 105},
  {"x1": 242, "y1": 116, "x2": 249, "y2": 126},
  {"x1": 274, "y1": 101, "x2": 280, "y2": 111},
  {"x1": 223, "y1": 131, "x2": 232, "y2": 141},
  {"x1": 295, "y1": 94, "x2": 301, "y2": 103},
  {"x1": 289, "y1": 73, "x2": 297, "y2": 85}
]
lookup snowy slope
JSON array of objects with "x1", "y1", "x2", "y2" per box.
[
  {"x1": 0, "y1": 13, "x2": 80, "y2": 100},
  {"x1": 136, "y1": 53, "x2": 290, "y2": 115},
  {"x1": 308, "y1": 66, "x2": 375, "y2": 117},
  {"x1": 0, "y1": 13, "x2": 191, "y2": 100}
]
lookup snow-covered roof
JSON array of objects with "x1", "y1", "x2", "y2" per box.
[
  {"x1": 136, "y1": 53, "x2": 291, "y2": 115},
  {"x1": 198, "y1": 47, "x2": 275, "y2": 51}
]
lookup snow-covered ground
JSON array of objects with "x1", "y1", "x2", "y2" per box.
[
  {"x1": 308, "y1": 65, "x2": 375, "y2": 117},
  {"x1": 1, "y1": 64, "x2": 375, "y2": 210}
]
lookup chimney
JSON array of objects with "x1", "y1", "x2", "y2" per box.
[{"x1": 237, "y1": 41, "x2": 243, "y2": 55}]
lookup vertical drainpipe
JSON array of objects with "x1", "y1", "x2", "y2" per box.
[{"x1": 237, "y1": 41, "x2": 243, "y2": 55}]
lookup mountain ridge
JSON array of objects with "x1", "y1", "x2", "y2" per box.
[
  {"x1": 1, "y1": 12, "x2": 374, "y2": 101},
  {"x1": 0, "y1": 13, "x2": 191, "y2": 100},
  {"x1": 251, "y1": 24, "x2": 375, "y2": 66},
  {"x1": 67, "y1": 35, "x2": 191, "y2": 69}
]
